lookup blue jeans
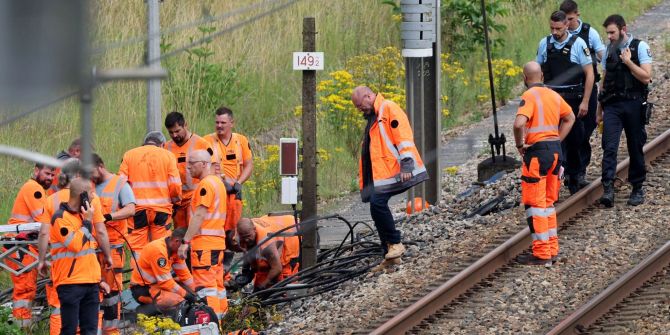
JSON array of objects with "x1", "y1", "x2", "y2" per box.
[
  {"x1": 57, "y1": 283, "x2": 100, "y2": 335},
  {"x1": 369, "y1": 188, "x2": 406, "y2": 254},
  {"x1": 601, "y1": 99, "x2": 646, "y2": 185}
]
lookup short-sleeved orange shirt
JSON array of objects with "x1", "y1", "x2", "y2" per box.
[
  {"x1": 205, "y1": 133, "x2": 252, "y2": 180},
  {"x1": 517, "y1": 86, "x2": 572, "y2": 145},
  {"x1": 38, "y1": 189, "x2": 105, "y2": 227},
  {"x1": 9, "y1": 179, "x2": 47, "y2": 224},
  {"x1": 190, "y1": 175, "x2": 227, "y2": 247},
  {"x1": 164, "y1": 134, "x2": 214, "y2": 205}
]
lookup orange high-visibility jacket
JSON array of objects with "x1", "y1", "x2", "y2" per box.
[
  {"x1": 204, "y1": 133, "x2": 252, "y2": 180},
  {"x1": 190, "y1": 175, "x2": 227, "y2": 246},
  {"x1": 97, "y1": 174, "x2": 130, "y2": 244},
  {"x1": 252, "y1": 215, "x2": 299, "y2": 270},
  {"x1": 38, "y1": 189, "x2": 105, "y2": 227},
  {"x1": 164, "y1": 134, "x2": 213, "y2": 206},
  {"x1": 49, "y1": 203, "x2": 101, "y2": 288},
  {"x1": 119, "y1": 145, "x2": 182, "y2": 214},
  {"x1": 9, "y1": 179, "x2": 47, "y2": 224},
  {"x1": 358, "y1": 94, "x2": 429, "y2": 194},
  {"x1": 130, "y1": 237, "x2": 194, "y2": 296},
  {"x1": 517, "y1": 85, "x2": 572, "y2": 145}
]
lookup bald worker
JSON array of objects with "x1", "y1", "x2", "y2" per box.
[
  {"x1": 178, "y1": 149, "x2": 228, "y2": 320},
  {"x1": 351, "y1": 86, "x2": 428, "y2": 268},
  {"x1": 514, "y1": 61, "x2": 575, "y2": 266},
  {"x1": 236, "y1": 217, "x2": 300, "y2": 290}
]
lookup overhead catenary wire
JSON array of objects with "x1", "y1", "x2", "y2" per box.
[
  {"x1": 154, "y1": 0, "x2": 302, "y2": 62},
  {"x1": 92, "y1": 0, "x2": 284, "y2": 55}
]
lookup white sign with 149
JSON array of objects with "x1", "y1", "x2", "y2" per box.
[{"x1": 293, "y1": 52, "x2": 324, "y2": 70}]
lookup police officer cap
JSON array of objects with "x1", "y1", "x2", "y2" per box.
[{"x1": 143, "y1": 131, "x2": 166, "y2": 146}]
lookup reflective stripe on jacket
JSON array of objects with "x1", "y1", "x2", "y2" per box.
[
  {"x1": 49, "y1": 204, "x2": 101, "y2": 288},
  {"x1": 190, "y1": 175, "x2": 227, "y2": 244},
  {"x1": 164, "y1": 134, "x2": 213, "y2": 205},
  {"x1": 9, "y1": 179, "x2": 46, "y2": 224},
  {"x1": 358, "y1": 94, "x2": 428, "y2": 194},
  {"x1": 97, "y1": 175, "x2": 129, "y2": 243},
  {"x1": 119, "y1": 145, "x2": 182, "y2": 213},
  {"x1": 130, "y1": 237, "x2": 193, "y2": 295}
]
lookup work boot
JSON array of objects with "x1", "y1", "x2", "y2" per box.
[
  {"x1": 370, "y1": 257, "x2": 401, "y2": 272},
  {"x1": 577, "y1": 174, "x2": 589, "y2": 189},
  {"x1": 599, "y1": 181, "x2": 614, "y2": 207},
  {"x1": 385, "y1": 243, "x2": 406, "y2": 260},
  {"x1": 517, "y1": 254, "x2": 552, "y2": 267},
  {"x1": 568, "y1": 177, "x2": 580, "y2": 195},
  {"x1": 627, "y1": 184, "x2": 645, "y2": 206}
]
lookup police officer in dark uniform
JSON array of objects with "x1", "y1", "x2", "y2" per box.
[
  {"x1": 597, "y1": 14, "x2": 652, "y2": 207},
  {"x1": 560, "y1": 0, "x2": 606, "y2": 188},
  {"x1": 536, "y1": 10, "x2": 595, "y2": 194}
]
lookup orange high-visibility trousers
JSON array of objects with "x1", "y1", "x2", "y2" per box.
[
  {"x1": 224, "y1": 195, "x2": 243, "y2": 232},
  {"x1": 172, "y1": 204, "x2": 191, "y2": 230},
  {"x1": 127, "y1": 209, "x2": 172, "y2": 253},
  {"x1": 131, "y1": 285, "x2": 185, "y2": 311},
  {"x1": 100, "y1": 244, "x2": 124, "y2": 334},
  {"x1": 191, "y1": 248, "x2": 227, "y2": 319},
  {"x1": 521, "y1": 141, "x2": 562, "y2": 260},
  {"x1": 7, "y1": 245, "x2": 38, "y2": 327}
]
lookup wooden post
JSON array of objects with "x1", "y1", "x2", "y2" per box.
[{"x1": 300, "y1": 17, "x2": 318, "y2": 268}]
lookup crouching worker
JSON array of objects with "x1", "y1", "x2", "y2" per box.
[
  {"x1": 236, "y1": 216, "x2": 300, "y2": 290},
  {"x1": 130, "y1": 228, "x2": 198, "y2": 316}
]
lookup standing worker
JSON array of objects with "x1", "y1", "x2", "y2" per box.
[
  {"x1": 178, "y1": 150, "x2": 228, "y2": 320},
  {"x1": 514, "y1": 61, "x2": 575, "y2": 266},
  {"x1": 119, "y1": 132, "x2": 182, "y2": 263},
  {"x1": 536, "y1": 10, "x2": 595, "y2": 194},
  {"x1": 561, "y1": 0, "x2": 606, "y2": 188},
  {"x1": 38, "y1": 178, "x2": 113, "y2": 335},
  {"x1": 37, "y1": 159, "x2": 111, "y2": 335},
  {"x1": 351, "y1": 86, "x2": 428, "y2": 269},
  {"x1": 164, "y1": 112, "x2": 214, "y2": 229},
  {"x1": 6, "y1": 163, "x2": 55, "y2": 327},
  {"x1": 91, "y1": 153, "x2": 136, "y2": 333},
  {"x1": 204, "y1": 107, "x2": 253, "y2": 268},
  {"x1": 597, "y1": 14, "x2": 652, "y2": 207}
]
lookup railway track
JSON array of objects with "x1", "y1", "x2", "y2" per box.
[{"x1": 355, "y1": 126, "x2": 670, "y2": 334}]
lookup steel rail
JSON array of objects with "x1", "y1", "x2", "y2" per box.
[
  {"x1": 547, "y1": 240, "x2": 670, "y2": 335},
  {"x1": 371, "y1": 127, "x2": 670, "y2": 335}
]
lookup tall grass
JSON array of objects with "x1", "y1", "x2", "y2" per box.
[{"x1": 0, "y1": 0, "x2": 661, "y2": 224}]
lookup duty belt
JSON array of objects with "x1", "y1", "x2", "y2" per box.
[{"x1": 549, "y1": 85, "x2": 584, "y2": 99}]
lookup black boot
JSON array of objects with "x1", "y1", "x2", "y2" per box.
[
  {"x1": 577, "y1": 174, "x2": 589, "y2": 189},
  {"x1": 627, "y1": 184, "x2": 644, "y2": 206},
  {"x1": 568, "y1": 176, "x2": 580, "y2": 195},
  {"x1": 600, "y1": 181, "x2": 614, "y2": 207}
]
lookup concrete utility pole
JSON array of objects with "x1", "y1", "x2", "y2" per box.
[
  {"x1": 401, "y1": 0, "x2": 441, "y2": 205},
  {"x1": 146, "y1": 0, "x2": 162, "y2": 132},
  {"x1": 300, "y1": 17, "x2": 318, "y2": 268}
]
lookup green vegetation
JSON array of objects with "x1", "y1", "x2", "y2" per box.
[{"x1": 0, "y1": 0, "x2": 661, "y2": 221}]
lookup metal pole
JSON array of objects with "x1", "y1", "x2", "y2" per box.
[
  {"x1": 300, "y1": 17, "x2": 318, "y2": 268},
  {"x1": 481, "y1": 0, "x2": 500, "y2": 148},
  {"x1": 80, "y1": 77, "x2": 94, "y2": 178},
  {"x1": 146, "y1": 0, "x2": 162, "y2": 132}
]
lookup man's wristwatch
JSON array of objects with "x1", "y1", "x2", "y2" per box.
[{"x1": 104, "y1": 214, "x2": 113, "y2": 222}]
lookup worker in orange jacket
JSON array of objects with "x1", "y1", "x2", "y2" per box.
[
  {"x1": 236, "y1": 216, "x2": 300, "y2": 289},
  {"x1": 91, "y1": 153, "x2": 136, "y2": 334},
  {"x1": 130, "y1": 228, "x2": 197, "y2": 314},
  {"x1": 164, "y1": 112, "x2": 214, "y2": 229},
  {"x1": 5, "y1": 163, "x2": 55, "y2": 327},
  {"x1": 513, "y1": 61, "x2": 575, "y2": 266},
  {"x1": 178, "y1": 149, "x2": 228, "y2": 320},
  {"x1": 37, "y1": 160, "x2": 110, "y2": 334},
  {"x1": 49, "y1": 138, "x2": 82, "y2": 195},
  {"x1": 119, "y1": 131, "x2": 182, "y2": 262},
  {"x1": 352, "y1": 86, "x2": 428, "y2": 267},
  {"x1": 37, "y1": 178, "x2": 113, "y2": 335}
]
